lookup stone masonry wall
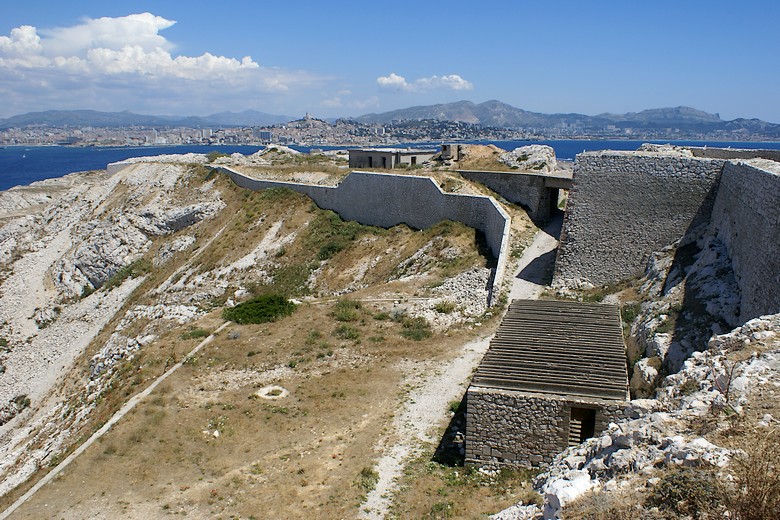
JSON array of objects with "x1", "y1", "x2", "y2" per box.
[
  {"x1": 465, "y1": 386, "x2": 628, "y2": 468},
  {"x1": 219, "y1": 168, "x2": 511, "y2": 305},
  {"x1": 553, "y1": 152, "x2": 723, "y2": 288},
  {"x1": 710, "y1": 160, "x2": 780, "y2": 321},
  {"x1": 689, "y1": 147, "x2": 780, "y2": 162},
  {"x1": 458, "y1": 170, "x2": 555, "y2": 223}
]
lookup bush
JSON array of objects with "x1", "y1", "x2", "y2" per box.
[
  {"x1": 647, "y1": 466, "x2": 724, "y2": 518},
  {"x1": 103, "y1": 258, "x2": 152, "y2": 291},
  {"x1": 621, "y1": 302, "x2": 641, "y2": 324},
  {"x1": 401, "y1": 316, "x2": 432, "y2": 341},
  {"x1": 357, "y1": 466, "x2": 379, "y2": 492},
  {"x1": 222, "y1": 295, "x2": 296, "y2": 324},
  {"x1": 331, "y1": 299, "x2": 362, "y2": 322},
  {"x1": 180, "y1": 328, "x2": 209, "y2": 340},
  {"x1": 434, "y1": 301, "x2": 457, "y2": 314},
  {"x1": 725, "y1": 429, "x2": 780, "y2": 519},
  {"x1": 334, "y1": 324, "x2": 360, "y2": 340}
]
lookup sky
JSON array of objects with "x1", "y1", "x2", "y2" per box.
[{"x1": 1, "y1": 0, "x2": 778, "y2": 122}]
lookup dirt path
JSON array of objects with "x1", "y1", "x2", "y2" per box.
[
  {"x1": 359, "y1": 335, "x2": 492, "y2": 519},
  {"x1": 508, "y1": 215, "x2": 562, "y2": 301},
  {"x1": 0, "y1": 321, "x2": 232, "y2": 520},
  {"x1": 358, "y1": 217, "x2": 563, "y2": 518}
]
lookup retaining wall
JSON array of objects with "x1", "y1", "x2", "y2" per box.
[
  {"x1": 219, "y1": 167, "x2": 511, "y2": 305},
  {"x1": 553, "y1": 152, "x2": 723, "y2": 288},
  {"x1": 458, "y1": 170, "x2": 558, "y2": 222},
  {"x1": 465, "y1": 386, "x2": 628, "y2": 468},
  {"x1": 710, "y1": 160, "x2": 780, "y2": 321}
]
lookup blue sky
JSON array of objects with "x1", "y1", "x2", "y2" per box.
[{"x1": 1, "y1": 1, "x2": 778, "y2": 121}]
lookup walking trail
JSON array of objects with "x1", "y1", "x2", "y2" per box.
[
  {"x1": 0, "y1": 322, "x2": 232, "y2": 520},
  {"x1": 359, "y1": 215, "x2": 563, "y2": 519}
]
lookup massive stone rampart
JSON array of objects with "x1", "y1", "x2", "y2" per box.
[
  {"x1": 218, "y1": 168, "x2": 511, "y2": 305},
  {"x1": 553, "y1": 152, "x2": 723, "y2": 288},
  {"x1": 710, "y1": 160, "x2": 780, "y2": 321}
]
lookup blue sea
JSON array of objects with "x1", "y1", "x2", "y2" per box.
[{"x1": 2, "y1": 140, "x2": 780, "y2": 192}]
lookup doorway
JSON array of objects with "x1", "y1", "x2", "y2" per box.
[{"x1": 568, "y1": 407, "x2": 596, "y2": 446}]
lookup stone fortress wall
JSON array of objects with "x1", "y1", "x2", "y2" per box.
[
  {"x1": 554, "y1": 148, "x2": 780, "y2": 323},
  {"x1": 710, "y1": 159, "x2": 780, "y2": 321},
  {"x1": 553, "y1": 152, "x2": 724, "y2": 287},
  {"x1": 218, "y1": 167, "x2": 511, "y2": 305}
]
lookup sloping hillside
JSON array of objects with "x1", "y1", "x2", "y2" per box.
[{"x1": 0, "y1": 152, "x2": 538, "y2": 518}]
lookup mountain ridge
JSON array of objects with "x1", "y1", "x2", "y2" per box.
[{"x1": 2, "y1": 102, "x2": 779, "y2": 137}]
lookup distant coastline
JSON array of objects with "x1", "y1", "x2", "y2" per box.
[{"x1": 3, "y1": 139, "x2": 780, "y2": 192}]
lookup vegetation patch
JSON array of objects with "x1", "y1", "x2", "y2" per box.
[
  {"x1": 331, "y1": 299, "x2": 362, "y2": 322},
  {"x1": 401, "y1": 316, "x2": 432, "y2": 341},
  {"x1": 103, "y1": 258, "x2": 152, "y2": 291},
  {"x1": 179, "y1": 328, "x2": 209, "y2": 340},
  {"x1": 334, "y1": 324, "x2": 360, "y2": 341},
  {"x1": 222, "y1": 294, "x2": 297, "y2": 324}
]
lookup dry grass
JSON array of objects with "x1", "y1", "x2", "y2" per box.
[{"x1": 1, "y1": 161, "x2": 509, "y2": 518}]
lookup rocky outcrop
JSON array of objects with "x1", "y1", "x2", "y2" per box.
[
  {"x1": 493, "y1": 313, "x2": 780, "y2": 519},
  {"x1": 499, "y1": 145, "x2": 557, "y2": 173}
]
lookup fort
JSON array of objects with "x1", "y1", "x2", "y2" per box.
[
  {"x1": 113, "y1": 146, "x2": 780, "y2": 470},
  {"x1": 553, "y1": 145, "x2": 780, "y2": 323}
]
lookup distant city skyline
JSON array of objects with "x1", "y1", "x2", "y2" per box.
[{"x1": 1, "y1": 1, "x2": 778, "y2": 122}]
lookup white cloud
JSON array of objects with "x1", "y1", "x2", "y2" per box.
[
  {"x1": 376, "y1": 72, "x2": 409, "y2": 90},
  {"x1": 376, "y1": 72, "x2": 473, "y2": 92},
  {"x1": 0, "y1": 13, "x2": 327, "y2": 115},
  {"x1": 0, "y1": 14, "x2": 259, "y2": 79}
]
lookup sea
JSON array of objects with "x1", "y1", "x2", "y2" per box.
[{"x1": 2, "y1": 140, "x2": 780, "y2": 192}]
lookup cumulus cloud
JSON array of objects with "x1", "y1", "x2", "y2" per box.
[
  {"x1": 0, "y1": 13, "x2": 259, "y2": 79},
  {"x1": 0, "y1": 13, "x2": 326, "y2": 115},
  {"x1": 376, "y1": 72, "x2": 473, "y2": 92}
]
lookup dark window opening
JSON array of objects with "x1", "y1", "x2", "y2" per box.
[
  {"x1": 411, "y1": 156, "x2": 417, "y2": 166},
  {"x1": 368, "y1": 156, "x2": 373, "y2": 168}
]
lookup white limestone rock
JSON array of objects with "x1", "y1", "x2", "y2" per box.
[
  {"x1": 630, "y1": 357, "x2": 660, "y2": 398},
  {"x1": 499, "y1": 145, "x2": 557, "y2": 173}
]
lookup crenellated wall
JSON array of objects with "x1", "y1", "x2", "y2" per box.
[{"x1": 218, "y1": 167, "x2": 511, "y2": 305}]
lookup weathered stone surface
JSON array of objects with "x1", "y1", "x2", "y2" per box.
[
  {"x1": 554, "y1": 151, "x2": 723, "y2": 288},
  {"x1": 499, "y1": 145, "x2": 557, "y2": 173}
]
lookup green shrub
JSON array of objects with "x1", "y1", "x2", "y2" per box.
[
  {"x1": 222, "y1": 295, "x2": 296, "y2": 324},
  {"x1": 206, "y1": 151, "x2": 229, "y2": 163},
  {"x1": 401, "y1": 317, "x2": 432, "y2": 341},
  {"x1": 647, "y1": 466, "x2": 724, "y2": 518},
  {"x1": 331, "y1": 299, "x2": 362, "y2": 322},
  {"x1": 357, "y1": 466, "x2": 379, "y2": 492},
  {"x1": 434, "y1": 301, "x2": 457, "y2": 314},
  {"x1": 621, "y1": 302, "x2": 641, "y2": 324},
  {"x1": 180, "y1": 328, "x2": 210, "y2": 340},
  {"x1": 334, "y1": 324, "x2": 360, "y2": 340}
]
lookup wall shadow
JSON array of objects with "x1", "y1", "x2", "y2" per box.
[
  {"x1": 516, "y1": 249, "x2": 556, "y2": 286},
  {"x1": 432, "y1": 393, "x2": 467, "y2": 467}
]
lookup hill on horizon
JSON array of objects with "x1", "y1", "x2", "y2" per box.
[
  {"x1": 2, "y1": 102, "x2": 779, "y2": 137},
  {"x1": 0, "y1": 109, "x2": 297, "y2": 130}
]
